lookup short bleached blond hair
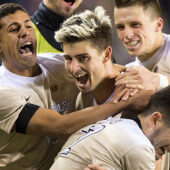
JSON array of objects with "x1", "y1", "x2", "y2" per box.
[{"x1": 54, "y1": 6, "x2": 112, "y2": 51}]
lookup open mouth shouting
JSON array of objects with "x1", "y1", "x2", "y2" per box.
[
  {"x1": 64, "y1": 0, "x2": 76, "y2": 7},
  {"x1": 74, "y1": 73, "x2": 89, "y2": 90},
  {"x1": 19, "y1": 41, "x2": 34, "y2": 57}
]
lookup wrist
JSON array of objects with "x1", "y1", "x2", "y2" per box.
[{"x1": 157, "y1": 74, "x2": 168, "y2": 91}]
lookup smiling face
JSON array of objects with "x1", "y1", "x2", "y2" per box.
[
  {"x1": 63, "y1": 40, "x2": 107, "y2": 93},
  {"x1": 0, "y1": 10, "x2": 37, "y2": 74},
  {"x1": 45, "y1": 0, "x2": 83, "y2": 17},
  {"x1": 114, "y1": 5, "x2": 163, "y2": 61}
]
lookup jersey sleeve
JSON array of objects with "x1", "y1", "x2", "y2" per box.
[
  {"x1": 0, "y1": 87, "x2": 26, "y2": 134},
  {"x1": 122, "y1": 144, "x2": 156, "y2": 170}
]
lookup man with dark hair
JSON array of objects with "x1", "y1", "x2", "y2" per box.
[
  {"x1": 0, "y1": 3, "x2": 143, "y2": 169},
  {"x1": 31, "y1": 0, "x2": 83, "y2": 54},
  {"x1": 51, "y1": 85, "x2": 170, "y2": 170},
  {"x1": 50, "y1": 5, "x2": 168, "y2": 170},
  {"x1": 113, "y1": 0, "x2": 170, "y2": 169},
  {"x1": 114, "y1": 0, "x2": 170, "y2": 95}
]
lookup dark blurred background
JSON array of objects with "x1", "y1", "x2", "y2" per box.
[{"x1": 0, "y1": 0, "x2": 169, "y2": 65}]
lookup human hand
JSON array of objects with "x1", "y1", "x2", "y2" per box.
[
  {"x1": 84, "y1": 165, "x2": 106, "y2": 170},
  {"x1": 126, "y1": 89, "x2": 154, "y2": 111},
  {"x1": 106, "y1": 64, "x2": 126, "y2": 79},
  {"x1": 115, "y1": 66, "x2": 160, "y2": 91},
  {"x1": 112, "y1": 85, "x2": 139, "y2": 103}
]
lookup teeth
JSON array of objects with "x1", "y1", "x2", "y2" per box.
[
  {"x1": 22, "y1": 52, "x2": 33, "y2": 56},
  {"x1": 21, "y1": 41, "x2": 32, "y2": 47},
  {"x1": 76, "y1": 74, "x2": 86, "y2": 78},
  {"x1": 126, "y1": 40, "x2": 138, "y2": 46}
]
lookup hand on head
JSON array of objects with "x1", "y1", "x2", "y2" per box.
[
  {"x1": 115, "y1": 65, "x2": 160, "y2": 91},
  {"x1": 126, "y1": 89, "x2": 154, "y2": 111}
]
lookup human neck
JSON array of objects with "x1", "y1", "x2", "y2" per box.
[
  {"x1": 138, "y1": 114, "x2": 150, "y2": 137},
  {"x1": 4, "y1": 63, "x2": 42, "y2": 77},
  {"x1": 93, "y1": 78, "x2": 115, "y2": 105},
  {"x1": 43, "y1": 0, "x2": 57, "y2": 14},
  {"x1": 92, "y1": 62, "x2": 121, "y2": 105}
]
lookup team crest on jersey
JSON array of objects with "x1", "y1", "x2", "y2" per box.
[
  {"x1": 50, "y1": 97, "x2": 72, "y2": 114},
  {"x1": 47, "y1": 97, "x2": 72, "y2": 147},
  {"x1": 50, "y1": 84, "x2": 59, "y2": 93}
]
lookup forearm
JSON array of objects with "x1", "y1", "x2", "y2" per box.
[
  {"x1": 26, "y1": 101, "x2": 127, "y2": 138},
  {"x1": 57, "y1": 101, "x2": 127, "y2": 137},
  {"x1": 157, "y1": 74, "x2": 169, "y2": 91}
]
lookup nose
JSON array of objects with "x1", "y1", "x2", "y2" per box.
[
  {"x1": 68, "y1": 59, "x2": 81, "y2": 74},
  {"x1": 18, "y1": 26, "x2": 30, "y2": 39},
  {"x1": 123, "y1": 26, "x2": 134, "y2": 39}
]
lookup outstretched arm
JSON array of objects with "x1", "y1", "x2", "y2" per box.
[
  {"x1": 0, "y1": 87, "x2": 152, "y2": 139},
  {"x1": 26, "y1": 89, "x2": 153, "y2": 138},
  {"x1": 26, "y1": 100, "x2": 127, "y2": 138}
]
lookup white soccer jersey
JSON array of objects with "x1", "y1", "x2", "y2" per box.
[
  {"x1": 51, "y1": 118, "x2": 155, "y2": 170},
  {"x1": 126, "y1": 34, "x2": 170, "y2": 76},
  {"x1": 0, "y1": 53, "x2": 79, "y2": 169},
  {"x1": 126, "y1": 33, "x2": 170, "y2": 170}
]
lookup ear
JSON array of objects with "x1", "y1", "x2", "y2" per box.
[
  {"x1": 103, "y1": 46, "x2": 112, "y2": 63},
  {"x1": 155, "y1": 17, "x2": 164, "y2": 32},
  {"x1": 149, "y1": 112, "x2": 162, "y2": 128}
]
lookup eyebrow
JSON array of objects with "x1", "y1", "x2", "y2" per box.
[
  {"x1": 7, "y1": 19, "x2": 32, "y2": 30},
  {"x1": 64, "y1": 53, "x2": 89, "y2": 58}
]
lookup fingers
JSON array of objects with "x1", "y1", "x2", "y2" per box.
[
  {"x1": 129, "y1": 89, "x2": 139, "y2": 96},
  {"x1": 118, "y1": 89, "x2": 138, "y2": 102},
  {"x1": 85, "y1": 165, "x2": 105, "y2": 170},
  {"x1": 112, "y1": 88, "x2": 129, "y2": 103},
  {"x1": 126, "y1": 84, "x2": 144, "y2": 90},
  {"x1": 114, "y1": 64, "x2": 126, "y2": 72},
  {"x1": 121, "y1": 89, "x2": 131, "y2": 101},
  {"x1": 116, "y1": 70, "x2": 138, "y2": 81},
  {"x1": 127, "y1": 89, "x2": 154, "y2": 111},
  {"x1": 115, "y1": 73, "x2": 144, "y2": 90}
]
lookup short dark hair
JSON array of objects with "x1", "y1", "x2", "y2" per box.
[
  {"x1": 0, "y1": 3, "x2": 27, "y2": 20},
  {"x1": 114, "y1": 0, "x2": 161, "y2": 18},
  {"x1": 142, "y1": 86, "x2": 170, "y2": 127}
]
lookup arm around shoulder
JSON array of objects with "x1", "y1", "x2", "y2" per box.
[{"x1": 26, "y1": 101, "x2": 128, "y2": 138}]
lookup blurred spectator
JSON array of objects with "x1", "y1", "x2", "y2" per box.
[
  {"x1": 31, "y1": 0, "x2": 83, "y2": 54},
  {"x1": 0, "y1": 0, "x2": 169, "y2": 65}
]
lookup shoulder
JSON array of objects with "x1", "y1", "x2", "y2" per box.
[
  {"x1": 37, "y1": 53, "x2": 66, "y2": 74},
  {"x1": 37, "y1": 53, "x2": 64, "y2": 63},
  {"x1": 122, "y1": 144, "x2": 155, "y2": 170},
  {"x1": 161, "y1": 34, "x2": 170, "y2": 54},
  {"x1": 107, "y1": 119, "x2": 153, "y2": 148},
  {"x1": 0, "y1": 87, "x2": 26, "y2": 105}
]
